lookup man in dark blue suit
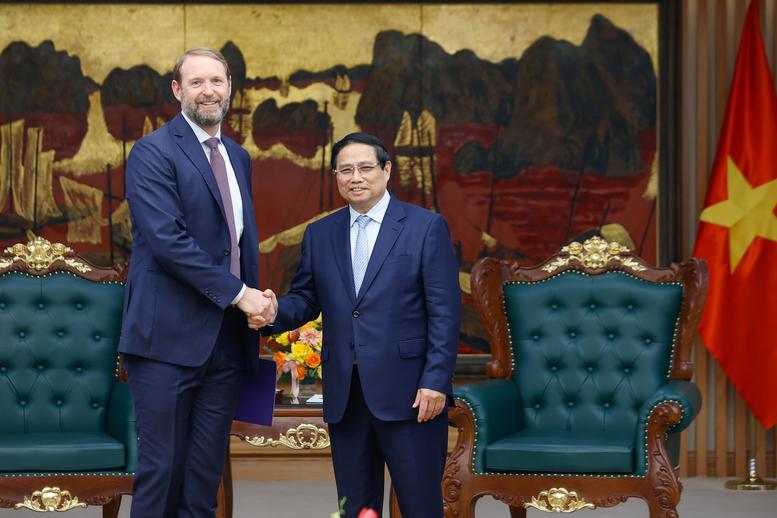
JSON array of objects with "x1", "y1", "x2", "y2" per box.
[
  {"x1": 119, "y1": 48, "x2": 276, "y2": 518},
  {"x1": 261, "y1": 133, "x2": 461, "y2": 518}
]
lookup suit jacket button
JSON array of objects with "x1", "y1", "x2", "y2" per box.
[
  {"x1": 352, "y1": 310, "x2": 360, "y2": 318},
  {"x1": 223, "y1": 250, "x2": 230, "y2": 256}
]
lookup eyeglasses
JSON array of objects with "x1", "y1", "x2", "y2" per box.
[{"x1": 332, "y1": 162, "x2": 381, "y2": 178}]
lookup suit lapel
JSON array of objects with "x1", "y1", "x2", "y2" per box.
[
  {"x1": 170, "y1": 113, "x2": 228, "y2": 223},
  {"x1": 331, "y1": 209, "x2": 356, "y2": 305},
  {"x1": 356, "y1": 197, "x2": 405, "y2": 304}
]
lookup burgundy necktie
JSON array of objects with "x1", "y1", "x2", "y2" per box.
[{"x1": 205, "y1": 137, "x2": 240, "y2": 277}]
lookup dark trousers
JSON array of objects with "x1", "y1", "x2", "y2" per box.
[
  {"x1": 124, "y1": 308, "x2": 244, "y2": 518},
  {"x1": 329, "y1": 369, "x2": 449, "y2": 518}
]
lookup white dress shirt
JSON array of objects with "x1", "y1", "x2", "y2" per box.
[
  {"x1": 349, "y1": 190, "x2": 391, "y2": 266},
  {"x1": 181, "y1": 112, "x2": 246, "y2": 304}
]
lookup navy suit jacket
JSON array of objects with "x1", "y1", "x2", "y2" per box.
[
  {"x1": 119, "y1": 113, "x2": 260, "y2": 368},
  {"x1": 273, "y1": 196, "x2": 461, "y2": 423}
]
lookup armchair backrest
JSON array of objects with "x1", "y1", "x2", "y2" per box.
[
  {"x1": 0, "y1": 238, "x2": 125, "y2": 434},
  {"x1": 472, "y1": 237, "x2": 707, "y2": 435}
]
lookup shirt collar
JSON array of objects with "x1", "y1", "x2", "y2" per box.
[
  {"x1": 349, "y1": 190, "x2": 390, "y2": 227},
  {"x1": 181, "y1": 111, "x2": 222, "y2": 146}
]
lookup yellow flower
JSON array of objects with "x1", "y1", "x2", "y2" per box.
[
  {"x1": 291, "y1": 342, "x2": 313, "y2": 357},
  {"x1": 273, "y1": 332, "x2": 290, "y2": 346}
]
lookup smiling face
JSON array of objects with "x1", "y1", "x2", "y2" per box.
[
  {"x1": 171, "y1": 54, "x2": 231, "y2": 135},
  {"x1": 334, "y1": 142, "x2": 391, "y2": 214}
]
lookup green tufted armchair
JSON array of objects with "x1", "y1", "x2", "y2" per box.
[
  {"x1": 0, "y1": 238, "x2": 135, "y2": 517},
  {"x1": 444, "y1": 237, "x2": 707, "y2": 518}
]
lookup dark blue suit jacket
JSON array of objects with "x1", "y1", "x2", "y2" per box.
[
  {"x1": 273, "y1": 196, "x2": 461, "y2": 423},
  {"x1": 119, "y1": 113, "x2": 260, "y2": 368}
]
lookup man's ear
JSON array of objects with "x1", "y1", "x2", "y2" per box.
[{"x1": 171, "y1": 80, "x2": 182, "y2": 102}]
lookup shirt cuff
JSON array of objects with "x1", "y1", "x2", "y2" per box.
[{"x1": 231, "y1": 284, "x2": 247, "y2": 306}]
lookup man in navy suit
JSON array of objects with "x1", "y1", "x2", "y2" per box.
[
  {"x1": 120, "y1": 48, "x2": 276, "y2": 518},
  {"x1": 261, "y1": 133, "x2": 461, "y2": 518}
]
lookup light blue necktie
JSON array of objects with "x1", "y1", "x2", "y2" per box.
[{"x1": 352, "y1": 214, "x2": 371, "y2": 296}]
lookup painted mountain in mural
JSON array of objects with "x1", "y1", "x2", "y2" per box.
[
  {"x1": 0, "y1": 41, "x2": 94, "y2": 160},
  {"x1": 357, "y1": 15, "x2": 655, "y2": 178}
]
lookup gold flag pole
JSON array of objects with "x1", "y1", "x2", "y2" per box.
[{"x1": 725, "y1": 413, "x2": 776, "y2": 490}]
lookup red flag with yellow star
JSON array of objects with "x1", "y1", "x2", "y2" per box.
[{"x1": 693, "y1": 0, "x2": 777, "y2": 429}]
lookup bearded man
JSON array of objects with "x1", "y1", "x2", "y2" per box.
[{"x1": 120, "y1": 47, "x2": 275, "y2": 518}]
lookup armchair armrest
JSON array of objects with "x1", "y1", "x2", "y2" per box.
[
  {"x1": 107, "y1": 382, "x2": 138, "y2": 473},
  {"x1": 634, "y1": 380, "x2": 701, "y2": 474},
  {"x1": 453, "y1": 379, "x2": 522, "y2": 473}
]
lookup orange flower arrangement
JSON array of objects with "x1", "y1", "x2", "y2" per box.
[{"x1": 269, "y1": 314, "x2": 322, "y2": 381}]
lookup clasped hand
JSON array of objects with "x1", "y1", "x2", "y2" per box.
[{"x1": 236, "y1": 288, "x2": 277, "y2": 330}]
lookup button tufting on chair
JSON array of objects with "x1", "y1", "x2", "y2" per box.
[
  {"x1": 94, "y1": 333, "x2": 102, "y2": 341},
  {"x1": 417, "y1": 248, "x2": 706, "y2": 518},
  {"x1": 0, "y1": 244, "x2": 135, "y2": 505}
]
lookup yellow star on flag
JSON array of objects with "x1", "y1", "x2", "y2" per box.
[{"x1": 699, "y1": 156, "x2": 777, "y2": 272}]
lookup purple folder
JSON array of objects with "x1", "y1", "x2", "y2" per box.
[{"x1": 234, "y1": 358, "x2": 276, "y2": 426}]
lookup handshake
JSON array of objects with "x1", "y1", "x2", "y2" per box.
[{"x1": 236, "y1": 287, "x2": 277, "y2": 330}]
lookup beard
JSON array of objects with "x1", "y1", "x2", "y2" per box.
[{"x1": 181, "y1": 93, "x2": 230, "y2": 128}]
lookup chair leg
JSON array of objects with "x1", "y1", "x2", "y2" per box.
[
  {"x1": 102, "y1": 496, "x2": 121, "y2": 518},
  {"x1": 509, "y1": 505, "x2": 527, "y2": 518},
  {"x1": 646, "y1": 493, "x2": 680, "y2": 518},
  {"x1": 646, "y1": 500, "x2": 679, "y2": 518},
  {"x1": 645, "y1": 465, "x2": 681, "y2": 518},
  {"x1": 444, "y1": 493, "x2": 477, "y2": 518}
]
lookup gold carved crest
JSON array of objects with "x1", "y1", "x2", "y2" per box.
[
  {"x1": 14, "y1": 486, "x2": 87, "y2": 512},
  {"x1": 542, "y1": 236, "x2": 646, "y2": 273},
  {"x1": 523, "y1": 487, "x2": 595, "y2": 513},
  {"x1": 1, "y1": 237, "x2": 91, "y2": 272}
]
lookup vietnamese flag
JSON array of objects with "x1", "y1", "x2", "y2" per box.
[{"x1": 693, "y1": 0, "x2": 777, "y2": 429}]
